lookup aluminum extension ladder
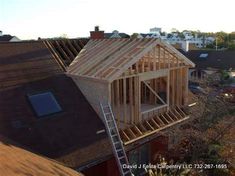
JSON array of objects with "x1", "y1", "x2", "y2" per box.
[{"x1": 100, "y1": 102, "x2": 134, "y2": 176}]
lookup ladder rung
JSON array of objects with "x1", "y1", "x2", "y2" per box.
[
  {"x1": 119, "y1": 156, "x2": 125, "y2": 160},
  {"x1": 113, "y1": 140, "x2": 118, "y2": 144},
  {"x1": 102, "y1": 105, "x2": 110, "y2": 108},
  {"x1": 105, "y1": 115, "x2": 112, "y2": 119},
  {"x1": 111, "y1": 134, "x2": 118, "y2": 137},
  {"x1": 112, "y1": 136, "x2": 119, "y2": 141},
  {"x1": 124, "y1": 170, "x2": 131, "y2": 175},
  {"x1": 106, "y1": 117, "x2": 112, "y2": 121},
  {"x1": 116, "y1": 149, "x2": 122, "y2": 152},
  {"x1": 114, "y1": 141, "x2": 120, "y2": 145},
  {"x1": 112, "y1": 137, "x2": 119, "y2": 141},
  {"x1": 112, "y1": 137, "x2": 120, "y2": 142},
  {"x1": 105, "y1": 112, "x2": 111, "y2": 115}
]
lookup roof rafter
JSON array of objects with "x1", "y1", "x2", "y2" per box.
[{"x1": 67, "y1": 39, "x2": 195, "y2": 82}]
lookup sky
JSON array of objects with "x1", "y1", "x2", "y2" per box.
[{"x1": 0, "y1": 0, "x2": 235, "y2": 40}]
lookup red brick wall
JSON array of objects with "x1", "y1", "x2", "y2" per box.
[
  {"x1": 82, "y1": 161, "x2": 107, "y2": 176},
  {"x1": 150, "y1": 136, "x2": 169, "y2": 164},
  {"x1": 90, "y1": 31, "x2": 104, "y2": 39},
  {"x1": 82, "y1": 157, "x2": 119, "y2": 176},
  {"x1": 106, "y1": 158, "x2": 120, "y2": 176}
]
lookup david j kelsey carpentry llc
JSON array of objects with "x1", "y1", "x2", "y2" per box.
[{"x1": 122, "y1": 163, "x2": 196, "y2": 170}]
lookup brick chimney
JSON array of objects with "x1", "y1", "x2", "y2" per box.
[{"x1": 90, "y1": 26, "x2": 104, "y2": 39}]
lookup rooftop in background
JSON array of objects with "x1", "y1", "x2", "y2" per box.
[
  {"x1": 180, "y1": 50, "x2": 235, "y2": 70},
  {"x1": 104, "y1": 30, "x2": 130, "y2": 39},
  {"x1": 0, "y1": 30, "x2": 20, "y2": 42},
  {"x1": 0, "y1": 34, "x2": 20, "y2": 42},
  {"x1": 90, "y1": 26, "x2": 130, "y2": 39}
]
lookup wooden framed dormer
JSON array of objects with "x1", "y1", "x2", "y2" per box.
[{"x1": 67, "y1": 38, "x2": 195, "y2": 145}]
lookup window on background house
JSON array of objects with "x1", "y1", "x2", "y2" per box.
[{"x1": 28, "y1": 92, "x2": 62, "y2": 118}]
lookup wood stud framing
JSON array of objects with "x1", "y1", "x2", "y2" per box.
[
  {"x1": 67, "y1": 39, "x2": 194, "y2": 144},
  {"x1": 44, "y1": 39, "x2": 87, "y2": 70},
  {"x1": 109, "y1": 44, "x2": 191, "y2": 130},
  {"x1": 120, "y1": 107, "x2": 189, "y2": 145}
]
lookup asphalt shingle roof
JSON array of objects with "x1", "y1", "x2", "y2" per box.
[{"x1": 180, "y1": 50, "x2": 235, "y2": 70}]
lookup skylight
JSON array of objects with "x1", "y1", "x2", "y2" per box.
[
  {"x1": 28, "y1": 92, "x2": 62, "y2": 118},
  {"x1": 199, "y1": 53, "x2": 208, "y2": 58}
]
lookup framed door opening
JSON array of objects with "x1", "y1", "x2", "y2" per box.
[{"x1": 141, "y1": 77, "x2": 168, "y2": 119}]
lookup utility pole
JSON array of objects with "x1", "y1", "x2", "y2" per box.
[
  {"x1": 227, "y1": 33, "x2": 229, "y2": 49},
  {"x1": 215, "y1": 36, "x2": 218, "y2": 51}
]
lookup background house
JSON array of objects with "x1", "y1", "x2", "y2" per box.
[
  {"x1": 0, "y1": 30, "x2": 20, "y2": 42},
  {"x1": 105, "y1": 30, "x2": 130, "y2": 39},
  {"x1": 137, "y1": 28, "x2": 215, "y2": 49},
  {"x1": 180, "y1": 50, "x2": 235, "y2": 82},
  {"x1": 90, "y1": 26, "x2": 129, "y2": 39}
]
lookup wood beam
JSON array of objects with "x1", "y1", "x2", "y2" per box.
[
  {"x1": 158, "y1": 45, "x2": 161, "y2": 70},
  {"x1": 145, "y1": 121, "x2": 154, "y2": 130},
  {"x1": 138, "y1": 124, "x2": 148, "y2": 133},
  {"x1": 172, "y1": 108, "x2": 184, "y2": 119},
  {"x1": 61, "y1": 40, "x2": 75, "y2": 59},
  {"x1": 133, "y1": 125, "x2": 143, "y2": 135},
  {"x1": 154, "y1": 116, "x2": 165, "y2": 126},
  {"x1": 123, "y1": 78, "x2": 127, "y2": 124},
  {"x1": 167, "y1": 70, "x2": 170, "y2": 110},
  {"x1": 121, "y1": 130, "x2": 130, "y2": 141},
  {"x1": 127, "y1": 128, "x2": 137, "y2": 138},
  {"x1": 150, "y1": 118, "x2": 160, "y2": 128},
  {"x1": 129, "y1": 77, "x2": 134, "y2": 123},
  {"x1": 134, "y1": 77, "x2": 139, "y2": 123},
  {"x1": 160, "y1": 114, "x2": 170, "y2": 124},
  {"x1": 143, "y1": 81, "x2": 166, "y2": 105},
  {"x1": 55, "y1": 41, "x2": 70, "y2": 62},
  {"x1": 152, "y1": 118, "x2": 161, "y2": 128},
  {"x1": 123, "y1": 115, "x2": 190, "y2": 145},
  {"x1": 43, "y1": 40, "x2": 66, "y2": 71},
  {"x1": 169, "y1": 109, "x2": 180, "y2": 120},
  {"x1": 176, "y1": 106, "x2": 187, "y2": 117},
  {"x1": 165, "y1": 113, "x2": 174, "y2": 122},
  {"x1": 116, "y1": 80, "x2": 120, "y2": 127},
  {"x1": 153, "y1": 46, "x2": 157, "y2": 71},
  {"x1": 67, "y1": 39, "x2": 79, "y2": 56},
  {"x1": 73, "y1": 40, "x2": 82, "y2": 51}
]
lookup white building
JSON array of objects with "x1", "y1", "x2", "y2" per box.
[
  {"x1": 139, "y1": 28, "x2": 215, "y2": 50},
  {"x1": 0, "y1": 31, "x2": 20, "y2": 42}
]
